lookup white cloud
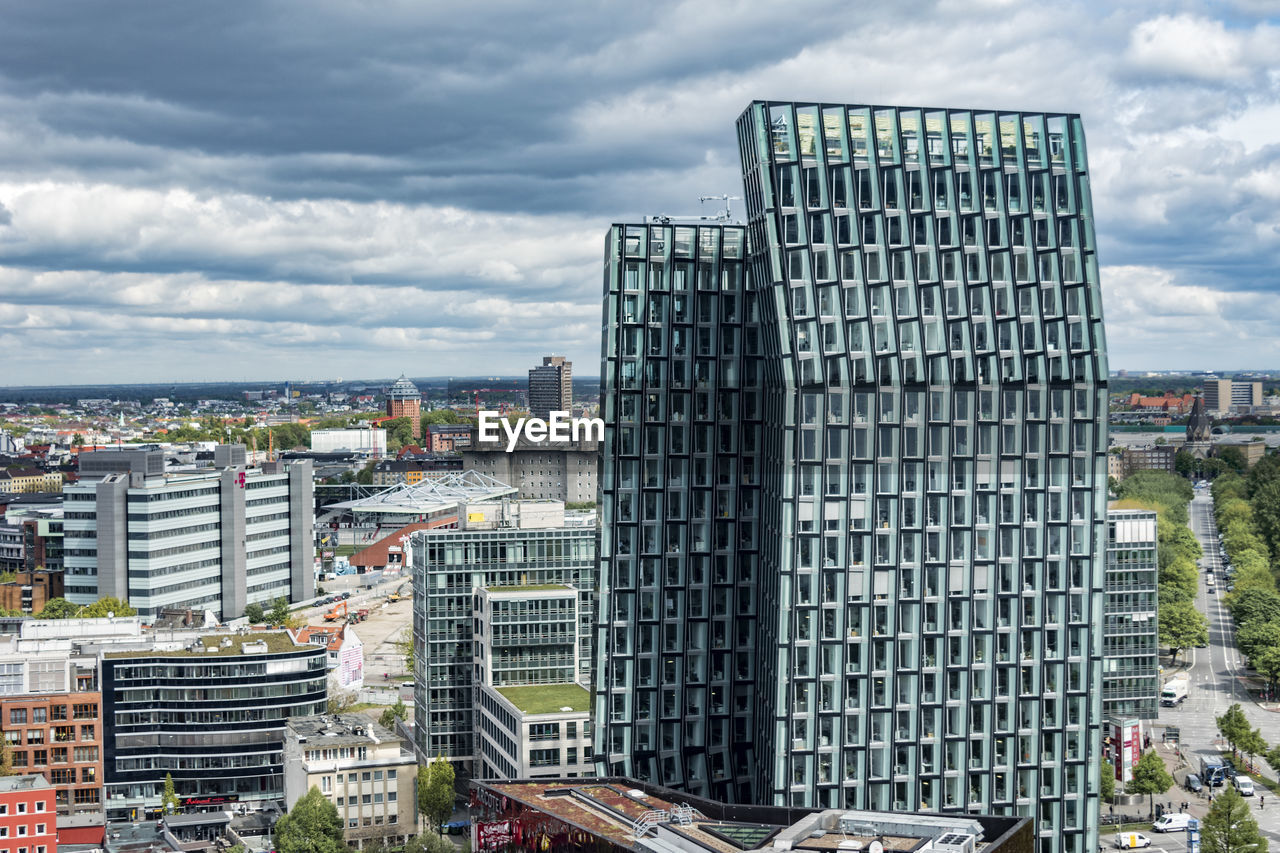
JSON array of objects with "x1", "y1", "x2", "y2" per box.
[{"x1": 1126, "y1": 14, "x2": 1280, "y2": 82}]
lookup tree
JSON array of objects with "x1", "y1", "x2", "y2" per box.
[
  {"x1": 1175, "y1": 449, "x2": 1197, "y2": 478},
  {"x1": 418, "y1": 756, "x2": 455, "y2": 835},
  {"x1": 1218, "y1": 446, "x2": 1248, "y2": 476},
  {"x1": 34, "y1": 598, "x2": 78, "y2": 619},
  {"x1": 1266, "y1": 743, "x2": 1280, "y2": 777},
  {"x1": 1201, "y1": 785, "x2": 1269, "y2": 853},
  {"x1": 274, "y1": 786, "x2": 346, "y2": 853},
  {"x1": 1158, "y1": 600, "x2": 1209, "y2": 663},
  {"x1": 422, "y1": 409, "x2": 461, "y2": 426},
  {"x1": 1100, "y1": 758, "x2": 1115, "y2": 803},
  {"x1": 161, "y1": 773, "x2": 180, "y2": 815},
  {"x1": 268, "y1": 597, "x2": 291, "y2": 627},
  {"x1": 78, "y1": 596, "x2": 136, "y2": 618},
  {"x1": 243, "y1": 602, "x2": 265, "y2": 624},
  {"x1": 327, "y1": 690, "x2": 357, "y2": 716},
  {"x1": 1217, "y1": 704, "x2": 1251, "y2": 757},
  {"x1": 0, "y1": 739, "x2": 13, "y2": 777},
  {"x1": 1238, "y1": 726, "x2": 1268, "y2": 773},
  {"x1": 1236, "y1": 620, "x2": 1280, "y2": 664},
  {"x1": 356, "y1": 462, "x2": 374, "y2": 486},
  {"x1": 1254, "y1": 646, "x2": 1280, "y2": 692},
  {"x1": 1127, "y1": 749, "x2": 1173, "y2": 819},
  {"x1": 395, "y1": 627, "x2": 415, "y2": 673},
  {"x1": 379, "y1": 699, "x2": 408, "y2": 730},
  {"x1": 1230, "y1": 589, "x2": 1280, "y2": 629}
]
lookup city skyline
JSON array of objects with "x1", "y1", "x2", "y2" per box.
[{"x1": 0, "y1": 1, "x2": 1277, "y2": 382}]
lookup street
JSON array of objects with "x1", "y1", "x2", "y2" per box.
[{"x1": 1139, "y1": 490, "x2": 1280, "y2": 846}]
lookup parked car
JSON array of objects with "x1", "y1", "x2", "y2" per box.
[
  {"x1": 341, "y1": 591, "x2": 351, "y2": 599},
  {"x1": 1235, "y1": 776, "x2": 1255, "y2": 796},
  {"x1": 1185, "y1": 773, "x2": 1203, "y2": 793}
]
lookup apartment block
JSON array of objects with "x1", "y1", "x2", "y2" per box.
[
  {"x1": 409, "y1": 501, "x2": 595, "y2": 769},
  {"x1": 596, "y1": 102, "x2": 1109, "y2": 852},
  {"x1": 1102, "y1": 510, "x2": 1158, "y2": 720},
  {"x1": 283, "y1": 715, "x2": 417, "y2": 850},
  {"x1": 528, "y1": 356, "x2": 573, "y2": 420},
  {"x1": 0, "y1": 776, "x2": 56, "y2": 853},
  {"x1": 0, "y1": 693, "x2": 103, "y2": 815},
  {"x1": 63, "y1": 448, "x2": 314, "y2": 621}
]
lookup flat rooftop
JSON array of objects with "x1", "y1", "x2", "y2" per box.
[
  {"x1": 104, "y1": 631, "x2": 304, "y2": 658},
  {"x1": 287, "y1": 713, "x2": 401, "y2": 748},
  {"x1": 0, "y1": 774, "x2": 52, "y2": 792},
  {"x1": 496, "y1": 683, "x2": 590, "y2": 714}
]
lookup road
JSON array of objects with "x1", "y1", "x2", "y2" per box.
[{"x1": 1150, "y1": 490, "x2": 1280, "y2": 844}]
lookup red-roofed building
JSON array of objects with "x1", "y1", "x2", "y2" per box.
[
  {"x1": 350, "y1": 522, "x2": 444, "y2": 574},
  {"x1": 396, "y1": 445, "x2": 424, "y2": 458},
  {"x1": 1125, "y1": 392, "x2": 1195, "y2": 415},
  {"x1": 296, "y1": 625, "x2": 364, "y2": 690}
]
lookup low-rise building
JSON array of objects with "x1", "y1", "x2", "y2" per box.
[
  {"x1": 469, "y1": 778, "x2": 1032, "y2": 853},
  {"x1": 283, "y1": 715, "x2": 416, "y2": 850},
  {"x1": 0, "y1": 776, "x2": 57, "y2": 853},
  {"x1": 0, "y1": 470, "x2": 62, "y2": 495},
  {"x1": 425, "y1": 424, "x2": 471, "y2": 453},
  {"x1": 296, "y1": 625, "x2": 364, "y2": 690}
]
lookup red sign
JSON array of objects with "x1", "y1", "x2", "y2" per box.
[
  {"x1": 476, "y1": 821, "x2": 514, "y2": 850},
  {"x1": 181, "y1": 795, "x2": 239, "y2": 806}
]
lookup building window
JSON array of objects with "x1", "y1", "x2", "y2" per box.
[{"x1": 9, "y1": 709, "x2": 27, "y2": 725}]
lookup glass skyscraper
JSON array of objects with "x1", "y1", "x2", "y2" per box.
[{"x1": 596, "y1": 101, "x2": 1109, "y2": 852}]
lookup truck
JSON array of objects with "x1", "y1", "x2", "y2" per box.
[
  {"x1": 1160, "y1": 675, "x2": 1189, "y2": 707},
  {"x1": 1200, "y1": 755, "x2": 1229, "y2": 787}
]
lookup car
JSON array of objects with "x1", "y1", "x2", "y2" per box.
[
  {"x1": 400, "y1": 681, "x2": 415, "y2": 690},
  {"x1": 1153, "y1": 813, "x2": 1192, "y2": 832},
  {"x1": 1116, "y1": 833, "x2": 1152, "y2": 849},
  {"x1": 1185, "y1": 773, "x2": 1203, "y2": 793},
  {"x1": 341, "y1": 591, "x2": 351, "y2": 600},
  {"x1": 1235, "y1": 777, "x2": 1255, "y2": 796}
]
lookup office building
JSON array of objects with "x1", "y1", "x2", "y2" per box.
[
  {"x1": 0, "y1": 692, "x2": 103, "y2": 816},
  {"x1": 469, "y1": 777, "x2": 1032, "y2": 853},
  {"x1": 310, "y1": 429, "x2": 387, "y2": 457},
  {"x1": 464, "y1": 431, "x2": 599, "y2": 502},
  {"x1": 0, "y1": 776, "x2": 57, "y2": 853},
  {"x1": 283, "y1": 715, "x2": 417, "y2": 850},
  {"x1": 386, "y1": 376, "x2": 422, "y2": 440},
  {"x1": 473, "y1": 586, "x2": 593, "y2": 780},
  {"x1": 1203, "y1": 378, "x2": 1262, "y2": 415},
  {"x1": 1102, "y1": 510, "x2": 1158, "y2": 721},
  {"x1": 63, "y1": 448, "x2": 314, "y2": 621},
  {"x1": 100, "y1": 631, "x2": 327, "y2": 821},
  {"x1": 596, "y1": 102, "x2": 1108, "y2": 851},
  {"x1": 528, "y1": 356, "x2": 573, "y2": 419},
  {"x1": 409, "y1": 501, "x2": 595, "y2": 769}
]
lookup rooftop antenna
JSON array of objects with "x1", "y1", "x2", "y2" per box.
[{"x1": 646, "y1": 194, "x2": 742, "y2": 225}]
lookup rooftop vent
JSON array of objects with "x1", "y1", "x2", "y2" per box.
[{"x1": 934, "y1": 833, "x2": 977, "y2": 853}]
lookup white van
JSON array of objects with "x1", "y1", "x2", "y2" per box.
[
  {"x1": 1153, "y1": 813, "x2": 1192, "y2": 832},
  {"x1": 1235, "y1": 776, "x2": 1255, "y2": 796}
]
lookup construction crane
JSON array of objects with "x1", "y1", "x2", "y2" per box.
[{"x1": 646, "y1": 194, "x2": 742, "y2": 225}]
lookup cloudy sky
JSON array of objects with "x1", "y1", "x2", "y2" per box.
[{"x1": 0, "y1": 0, "x2": 1277, "y2": 384}]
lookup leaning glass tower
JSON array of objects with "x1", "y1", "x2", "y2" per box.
[{"x1": 596, "y1": 101, "x2": 1109, "y2": 853}]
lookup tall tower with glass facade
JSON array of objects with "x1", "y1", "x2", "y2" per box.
[{"x1": 596, "y1": 101, "x2": 1109, "y2": 853}]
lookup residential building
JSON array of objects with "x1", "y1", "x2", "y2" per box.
[
  {"x1": 0, "y1": 776, "x2": 57, "y2": 853},
  {"x1": 528, "y1": 356, "x2": 573, "y2": 420},
  {"x1": 0, "y1": 471, "x2": 62, "y2": 495},
  {"x1": 1110, "y1": 445, "x2": 1177, "y2": 478},
  {"x1": 409, "y1": 501, "x2": 595, "y2": 769},
  {"x1": 425, "y1": 424, "x2": 471, "y2": 453},
  {"x1": 385, "y1": 377, "x2": 422, "y2": 440},
  {"x1": 469, "y1": 778, "x2": 1032, "y2": 853},
  {"x1": 1122, "y1": 393, "x2": 1193, "y2": 416},
  {"x1": 473, "y1": 586, "x2": 592, "y2": 780},
  {"x1": 283, "y1": 715, "x2": 416, "y2": 850},
  {"x1": 463, "y1": 432, "x2": 599, "y2": 502},
  {"x1": 296, "y1": 624, "x2": 365, "y2": 690},
  {"x1": 0, "y1": 570, "x2": 63, "y2": 617},
  {"x1": 20, "y1": 513, "x2": 63, "y2": 573},
  {"x1": 596, "y1": 102, "x2": 1109, "y2": 851},
  {"x1": 63, "y1": 448, "x2": 314, "y2": 621},
  {"x1": 370, "y1": 456, "x2": 462, "y2": 487},
  {"x1": 1203, "y1": 378, "x2": 1262, "y2": 415},
  {"x1": 0, "y1": 692, "x2": 103, "y2": 815},
  {"x1": 310, "y1": 429, "x2": 387, "y2": 457},
  {"x1": 100, "y1": 631, "x2": 327, "y2": 821},
  {"x1": 1102, "y1": 510, "x2": 1158, "y2": 721}
]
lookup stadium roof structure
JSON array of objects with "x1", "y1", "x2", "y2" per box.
[{"x1": 328, "y1": 470, "x2": 516, "y2": 520}]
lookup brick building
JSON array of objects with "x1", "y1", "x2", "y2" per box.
[
  {"x1": 385, "y1": 376, "x2": 421, "y2": 441},
  {"x1": 0, "y1": 692, "x2": 103, "y2": 816},
  {"x1": 0, "y1": 571, "x2": 63, "y2": 617},
  {"x1": 0, "y1": 775, "x2": 57, "y2": 853}
]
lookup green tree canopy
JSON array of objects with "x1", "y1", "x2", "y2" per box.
[
  {"x1": 268, "y1": 597, "x2": 291, "y2": 627},
  {"x1": 34, "y1": 598, "x2": 78, "y2": 619},
  {"x1": 1218, "y1": 446, "x2": 1248, "y2": 476},
  {"x1": 1201, "y1": 785, "x2": 1269, "y2": 853},
  {"x1": 1231, "y1": 589, "x2": 1280, "y2": 628},
  {"x1": 379, "y1": 699, "x2": 408, "y2": 731},
  {"x1": 1254, "y1": 646, "x2": 1280, "y2": 691},
  {"x1": 162, "y1": 773, "x2": 179, "y2": 815},
  {"x1": 1236, "y1": 620, "x2": 1280, "y2": 663},
  {"x1": 422, "y1": 409, "x2": 461, "y2": 426},
  {"x1": 78, "y1": 596, "x2": 136, "y2": 618},
  {"x1": 243, "y1": 602, "x2": 265, "y2": 624},
  {"x1": 274, "y1": 787, "x2": 346, "y2": 853},
  {"x1": 418, "y1": 756, "x2": 455, "y2": 834},
  {"x1": 1216, "y1": 704, "x2": 1251, "y2": 756},
  {"x1": 1158, "y1": 600, "x2": 1209, "y2": 663},
  {"x1": 1127, "y1": 749, "x2": 1174, "y2": 819},
  {"x1": 1100, "y1": 759, "x2": 1115, "y2": 803}
]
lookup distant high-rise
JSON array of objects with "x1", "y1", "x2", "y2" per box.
[
  {"x1": 1203, "y1": 378, "x2": 1262, "y2": 415},
  {"x1": 596, "y1": 101, "x2": 1109, "y2": 852},
  {"x1": 386, "y1": 374, "x2": 422, "y2": 439},
  {"x1": 528, "y1": 356, "x2": 572, "y2": 419}
]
